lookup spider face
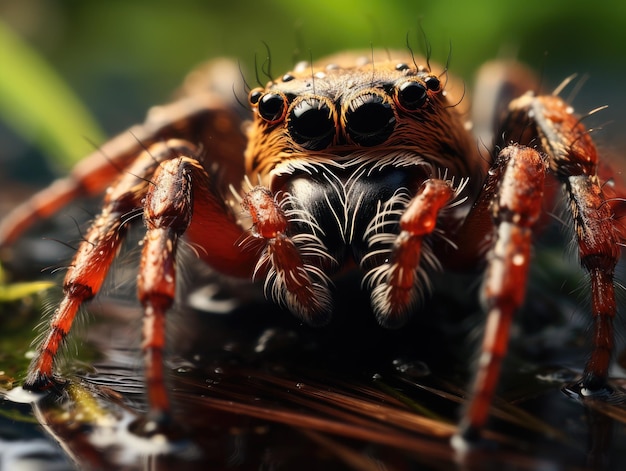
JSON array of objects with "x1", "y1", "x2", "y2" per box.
[
  {"x1": 241, "y1": 55, "x2": 485, "y2": 327},
  {"x1": 245, "y1": 56, "x2": 478, "y2": 184},
  {"x1": 0, "y1": 50, "x2": 621, "y2": 442}
]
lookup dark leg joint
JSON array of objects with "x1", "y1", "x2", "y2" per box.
[
  {"x1": 23, "y1": 372, "x2": 67, "y2": 395},
  {"x1": 563, "y1": 373, "x2": 614, "y2": 401},
  {"x1": 581, "y1": 371, "x2": 609, "y2": 391}
]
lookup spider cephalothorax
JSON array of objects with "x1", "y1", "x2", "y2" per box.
[
  {"x1": 242, "y1": 55, "x2": 484, "y2": 328},
  {"x1": 0, "y1": 50, "x2": 621, "y2": 442}
]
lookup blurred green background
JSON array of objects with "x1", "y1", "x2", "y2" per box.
[
  {"x1": 0, "y1": 3, "x2": 625, "y2": 467},
  {"x1": 1, "y1": 0, "x2": 625, "y2": 182}
]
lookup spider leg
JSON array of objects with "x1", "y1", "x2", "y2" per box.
[
  {"x1": 240, "y1": 186, "x2": 333, "y2": 326},
  {"x1": 23, "y1": 140, "x2": 191, "y2": 390},
  {"x1": 127, "y1": 155, "x2": 351, "y2": 426},
  {"x1": 134, "y1": 154, "x2": 199, "y2": 423},
  {"x1": 505, "y1": 94, "x2": 622, "y2": 390},
  {"x1": 123, "y1": 145, "x2": 253, "y2": 430},
  {"x1": 366, "y1": 179, "x2": 454, "y2": 328},
  {"x1": 458, "y1": 145, "x2": 546, "y2": 439},
  {"x1": 457, "y1": 92, "x2": 622, "y2": 441},
  {"x1": 0, "y1": 92, "x2": 244, "y2": 249}
]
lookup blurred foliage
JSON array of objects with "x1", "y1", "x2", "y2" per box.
[
  {"x1": 0, "y1": 20, "x2": 104, "y2": 168},
  {"x1": 0, "y1": 0, "x2": 625, "y2": 173},
  {"x1": 0, "y1": 262, "x2": 52, "y2": 302}
]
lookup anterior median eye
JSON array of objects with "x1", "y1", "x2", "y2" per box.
[
  {"x1": 345, "y1": 92, "x2": 395, "y2": 146},
  {"x1": 287, "y1": 97, "x2": 336, "y2": 150}
]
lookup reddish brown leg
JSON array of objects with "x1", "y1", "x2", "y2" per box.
[
  {"x1": 570, "y1": 175, "x2": 619, "y2": 389},
  {"x1": 366, "y1": 179, "x2": 454, "y2": 328},
  {"x1": 133, "y1": 151, "x2": 257, "y2": 432},
  {"x1": 134, "y1": 156, "x2": 197, "y2": 428},
  {"x1": 0, "y1": 92, "x2": 244, "y2": 249},
  {"x1": 22, "y1": 141, "x2": 189, "y2": 390},
  {"x1": 458, "y1": 146, "x2": 545, "y2": 439},
  {"x1": 24, "y1": 140, "x2": 217, "y2": 390},
  {"x1": 506, "y1": 94, "x2": 622, "y2": 391},
  {"x1": 457, "y1": 92, "x2": 622, "y2": 441},
  {"x1": 24, "y1": 217, "x2": 125, "y2": 389},
  {"x1": 241, "y1": 187, "x2": 333, "y2": 325}
]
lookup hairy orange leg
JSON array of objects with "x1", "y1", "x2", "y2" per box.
[
  {"x1": 371, "y1": 179, "x2": 454, "y2": 328},
  {"x1": 135, "y1": 155, "x2": 197, "y2": 423},
  {"x1": 507, "y1": 94, "x2": 622, "y2": 390},
  {"x1": 241, "y1": 187, "x2": 332, "y2": 326},
  {"x1": 459, "y1": 145, "x2": 545, "y2": 439},
  {"x1": 23, "y1": 140, "x2": 192, "y2": 389},
  {"x1": 134, "y1": 149, "x2": 257, "y2": 429}
]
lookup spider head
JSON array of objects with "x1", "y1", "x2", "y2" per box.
[{"x1": 243, "y1": 52, "x2": 465, "y2": 184}]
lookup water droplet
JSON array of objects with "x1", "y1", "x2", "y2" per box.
[
  {"x1": 536, "y1": 368, "x2": 578, "y2": 384},
  {"x1": 254, "y1": 328, "x2": 298, "y2": 354},
  {"x1": 392, "y1": 358, "x2": 430, "y2": 378}
]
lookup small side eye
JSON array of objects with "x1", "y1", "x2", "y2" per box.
[
  {"x1": 395, "y1": 80, "x2": 428, "y2": 111},
  {"x1": 249, "y1": 90, "x2": 288, "y2": 124},
  {"x1": 248, "y1": 88, "x2": 263, "y2": 105},
  {"x1": 424, "y1": 75, "x2": 441, "y2": 92}
]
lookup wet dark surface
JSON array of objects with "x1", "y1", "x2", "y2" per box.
[
  {"x1": 2, "y1": 263, "x2": 626, "y2": 470},
  {"x1": 1, "y1": 153, "x2": 626, "y2": 469}
]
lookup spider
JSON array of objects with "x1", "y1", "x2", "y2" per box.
[{"x1": 0, "y1": 49, "x2": 622, "y2": 443}]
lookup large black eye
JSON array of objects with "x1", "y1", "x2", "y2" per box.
[
  {"x1": 257, "y1": 92, "x2": 288, "y2": 123},
  {"x1": 287, "y1": 97, "x2": 336, "y2": 150},
  {"x1": 396, "y1": 81, "x2": 428, "y2": 111},
  {"x1": 345, "y1": 92, "x2": 395, "y2": 146}
]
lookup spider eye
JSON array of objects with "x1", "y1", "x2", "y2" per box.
[
  {"x1": 345, "y1": 92, "x2": 395, "y2": 146},
  {"x1": 256, "y1": 92, "x2": 288, "y2": 123},
  {"x1": 424, "y1": 75, "x2": 441, "y2": 92},
  {"x1": 396, "y1": 81, "x2": 428, "y2": 111},
  {"x1": 248, "y1": 88, "x2": 263, "y2": 105},
  {"x1": 287, "y1": 97, "x2": 336, "y2": 150}
]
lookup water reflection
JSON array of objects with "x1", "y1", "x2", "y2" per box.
[{"x1": 2, "y1": 279, "x2": 626, "y2": 470}]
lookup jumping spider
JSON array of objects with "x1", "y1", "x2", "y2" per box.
[{"x1": 0, "y1": 50, "x2": 622, "y2": 442}]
